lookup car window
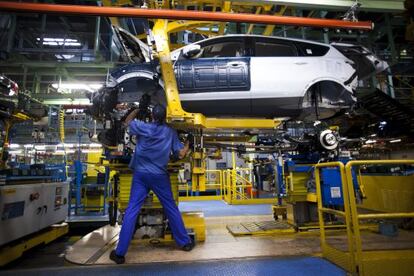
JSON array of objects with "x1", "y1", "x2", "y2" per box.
[
  {"x1": 254, "y1": 38, "x2": 297, "y2": 57},
  {"x1": 200, "y1": 40, "x2": 245, "y2": 58},
  {"x1": 295, "y1": 41, "x2": 330, "y2": 56}
]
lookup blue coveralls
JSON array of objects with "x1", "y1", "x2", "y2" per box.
[{"x1": 115, "y1": 120, "x2": 191, "y2": 256}]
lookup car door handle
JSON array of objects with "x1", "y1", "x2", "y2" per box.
[
  {"x1": 294, "y1": 62, "x2": 308, "y2": 65},
  {"x1": 228, "y1": 62, "x2": 243, "y2": 67}
]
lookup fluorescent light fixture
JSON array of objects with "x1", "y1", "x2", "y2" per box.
[
  {"x1": 390, "y1": 139, "x2": 401, "y2": 143},
  {"x1": 370, "y1": 134, "x2": 377, "y2": 137},
  {"x1": 8, "y1": 150, "x2": 23, "y2": 154},
  {"x1": 34, "y1": 145, "x2": 46, "y2": 150},
  {"x1": 82, "y1": 149, "x2": 102, "y2": 153},
  {"x1": 365, "y1": 140, "x2": 377, "y2": 144},
  {"x1": 55, "y1": 54, "x2": 75, "y2": 60},
  {"x1": 9, "y1": 144, "x2": 20, "y2": 149},
  {"x1": 37, "y1": 37, "x2": 81, "y2": 47},
  {"x1": 42, "y1": 99, "x2": 91, "y2": 105},
  {"x1": 89, "y1": 143, "x2": 102, "y2": 148},
  {"x1": 52, "y1": 82, "x2": 103, "y2": 92},
  {"x1": 24, "y1": 144, "x2": 33, "y2": 148}
]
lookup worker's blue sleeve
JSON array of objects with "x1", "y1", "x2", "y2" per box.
[
  {"x1": 129, "y1": 120, "x2": 146, "y2": 136},
  {"x1": 171, "y1": 130, "x2": 184, "y2": 154}
]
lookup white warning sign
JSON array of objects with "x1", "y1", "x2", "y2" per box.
[{"x1": 330, "y1": 187, "x2": 341, "y2": 198}]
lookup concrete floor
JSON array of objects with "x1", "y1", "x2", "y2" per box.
[
  {"x1": 4, "y1": 200, "x2": 412, "y2": 274},
  {"x1": 65, "y1": 214, "x2": 322, "y2": 265}
]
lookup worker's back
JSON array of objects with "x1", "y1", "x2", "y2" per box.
[{"x1": 128, "y1": 120, "x2": 182, "y2": 174}]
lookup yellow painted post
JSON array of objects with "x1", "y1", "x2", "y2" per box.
[
  {"x1": 219, "y1": 170, "x2": 223, "y2": 197},
  {"x1": 314, "y1": 166, "x2": 326, "y2": 247},
  {"x1": 315, "y1": 162, "x2": 356, "y2": 273},
  {"x1": 345, "y1": 164, "x2": 368, "y2": 276}
]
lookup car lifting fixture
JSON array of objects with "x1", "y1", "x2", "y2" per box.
[{"x1": 0, "y1": 1, "x2": 374, "y2": 130}]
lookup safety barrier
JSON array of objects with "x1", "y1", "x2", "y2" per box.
[
  {"x1": 222, "y1": 168, "x2": 276, "y2": 204},
  {"x1": 315, "y1": 160, "x2": 414, "y2": 276},
  {"x1": 179, "y1": 170, "x2": 223, "y2": 200}
]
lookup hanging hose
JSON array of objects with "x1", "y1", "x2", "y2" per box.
[{"x1": 59, "y1": 108, "x2": 65, "y2": 143}]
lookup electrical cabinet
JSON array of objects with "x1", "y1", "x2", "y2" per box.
[{"x1": 0, "y1": 182, "x2": 69, "y2": 246}]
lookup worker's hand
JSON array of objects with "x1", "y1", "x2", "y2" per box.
[{"x1": 123, "y1": 108, "x2": 139, "y2": 125}]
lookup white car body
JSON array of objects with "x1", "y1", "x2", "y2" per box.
[{"x1": 108, "y1": 30, "x2": 387, "y2": 120}]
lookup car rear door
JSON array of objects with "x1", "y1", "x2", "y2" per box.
[
  {"x1": 250, "y1": 37, "x2": 341, "y2": 118},
  {"x1": 250, "y1": 37, "x2": 315, "y2": 118},
  {"x1": 175, "y1": 37, "x2": 252, "y2": 117}
]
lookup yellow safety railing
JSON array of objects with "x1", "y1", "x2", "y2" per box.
[
  {"x1": 315, "y1": 160, "x2": 414, "y2": 276},
  {"x1": 344, "y1": 160, "x2": 414, "y2": 276},
  {"x1": 179, "y1": 169, "x2": 223, "y2": 200},
  {"x1": 222, "y1": 168, "x2": 254, "y2": 203},
  {"x1": 315, "y1": 162, "x2": 355, "y2": 272}
]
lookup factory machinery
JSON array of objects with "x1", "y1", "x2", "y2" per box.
[
  {"x1": 0, "y1": 2, "x2": 413, "y2": 275},
  {"x1": 0, "y1": 76, "x2": 69, "y2": 265},
  {"x1": 0, "y1": 164, "x2": 68, "y2": 247},
  {"x1": 0, "y1": 147, "x2": 69, "y2": 266}
]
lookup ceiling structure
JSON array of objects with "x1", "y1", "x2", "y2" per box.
[{"x1": 0, "y1": 0, "x2": 412, "y2": 144}]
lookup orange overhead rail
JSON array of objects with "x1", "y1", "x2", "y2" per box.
[{"x1": 0, "y1": 1, "x2": 373, "y2": 30}]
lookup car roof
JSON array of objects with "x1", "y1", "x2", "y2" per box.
[
  {"x1": 171, "y1": 34, "x2": 332, "y2": 55},
  {"x1": 190, "y1": 34, "x2": 331, "y2": 47}
]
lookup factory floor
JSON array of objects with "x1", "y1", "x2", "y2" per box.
[{"x1": 1, "y1": 200, "x2": 345, "y2": 275}]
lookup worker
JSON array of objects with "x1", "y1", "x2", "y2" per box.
[{"x1": 110, "y1": 104, "x2": 194, "y2": 264}]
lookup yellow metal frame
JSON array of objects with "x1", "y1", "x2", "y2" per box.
[
  {"x1": 315, "y1": 160, "x2": 414, "y2": 276},
  {"x1": 152, "y1": 19, "x2": 282, "y2": 130},
  {"x1": 221, "y1": 167, "x2": 279, "y2": 205},
  {"x1": 179, "y1": 169, "x2": 224, "y2": 200}
]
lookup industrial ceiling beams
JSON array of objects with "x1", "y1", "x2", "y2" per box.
[
  {"x1": 0, "y1": 1, "x2": 373, "y2": 30},
  {"x1": 239, "y1": 0, "x2": 405, "y2": 12}
]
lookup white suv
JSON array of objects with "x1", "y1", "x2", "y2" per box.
[{"x1": 102, "y1": 29, "x2": 388, "y2": 120}]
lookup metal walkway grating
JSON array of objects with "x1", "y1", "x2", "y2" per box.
[{"x1": 227, "y1": 220, "x2": 295, "y2": 236}]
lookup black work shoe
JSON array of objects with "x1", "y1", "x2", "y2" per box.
[
  {"x1": 110, "y1": 250, "x2": 125, "y2": 264},
  {"x1": 182, "y1": 240, "x2": 195, "y2": 252}
]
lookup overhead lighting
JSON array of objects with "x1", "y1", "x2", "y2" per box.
[
  {"x1": 390, "y1": 139, "x2": 401, "y2": 143},
  {"x1": 365, "y1": 139, "x2": 377, "y2": 144},
  {"x1": 55, "y1": 54, "x2": 75, "y2": 60},
  {"x1": 89, "y1": 143, "x2": 102, "y2": 148},
  {"x1": 34, "y1": 145, "x2": 46, "y2": 150},
  {"x1": 8, "y1": 144, "x2": 20, "y2": 149},
  {"x1": 8, "y1": 150, "x2": 23, "y2": 154},
  {"x1": 37, "y1": 37, "x2": 81, "y2": 47},
  {"x1": 52, "y1": 82, "x2": 103, "y2": 92}
]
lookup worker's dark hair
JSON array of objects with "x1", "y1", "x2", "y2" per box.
[{"x1": 152, "y1": 104, "x2": 166, "y2": 125}]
